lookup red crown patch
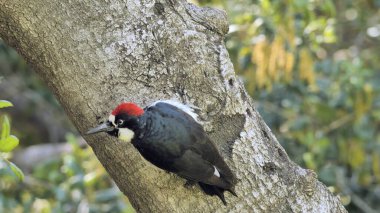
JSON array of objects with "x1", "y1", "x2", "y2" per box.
[{"x1": 111, "y1": 102, "x2": 144, "y2": 116}]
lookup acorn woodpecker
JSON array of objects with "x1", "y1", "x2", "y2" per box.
[{"x1": 86, "y1": 100, "x2": 237, "y2": 204}]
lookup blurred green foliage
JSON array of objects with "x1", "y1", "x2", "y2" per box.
[
  {"x1": 0, "y1": 99, "x2": 24, "y2": 182},
  {"x1": 0, "y1": 41, "x2": 77, "y2": 145},
  {"x1": 1, "y1": 0, "x2": 380, "y2": 212},
  {"x1": 0, "y1": 134, "x2": 134, "y2": 213},
  {"x1": 198, "y1": 0, "x2": 380, "y2": 212}
]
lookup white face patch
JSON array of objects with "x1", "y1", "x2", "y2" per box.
[
  {"x1": 213, "y1": 166, "x2": 221, "y2": 177},
  {"x1": 118, "y1": 128, "x2": 135, "y2": 143},
  {"x1": 108, "y1": 114, "x2": 116, "y2": 126}
]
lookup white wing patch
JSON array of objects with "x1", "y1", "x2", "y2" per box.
[
  {"x1": 118, "y1": 128, "x2": 135, "y2": 143},
  {"x1": 150, "y1": 100, "x2": 199, "y2": 122},
  {"x1": 213, "y1": 166, "x2": 221, "y2": 177}
]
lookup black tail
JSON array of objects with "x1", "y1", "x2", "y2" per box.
[
  {"x1": 227, "y1": 187, "x2": 238, "y2": 197},
  {"x1": 198, "y1": 183, "x2": 237, "y2": 205}
]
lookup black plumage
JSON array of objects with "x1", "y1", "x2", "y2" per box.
[
  {"x1": 88, "y1": 101, "x2": 237, "y2": 204},
  {"x1": 132, "y1": 103, "x2": 236, "y2": 204}
]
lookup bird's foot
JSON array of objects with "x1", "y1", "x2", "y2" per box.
[{"x1": 184, "y1": 180, "x2": 197, "y2": 189}]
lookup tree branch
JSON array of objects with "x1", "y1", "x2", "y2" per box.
[{"x1": 0, "y1": 0, "x2": 347, "y2": 212}]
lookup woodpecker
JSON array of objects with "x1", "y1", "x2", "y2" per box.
[{"x1": 86, "y1": 100, "x2": 237, "y2": 204}]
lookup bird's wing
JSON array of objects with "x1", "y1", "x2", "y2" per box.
[
  {"x1": 172, "y1": 149, "x2": 231, "y2": 189},
  {"x1": 144, "y1": 102, "x2": 235, "y2": 187}
]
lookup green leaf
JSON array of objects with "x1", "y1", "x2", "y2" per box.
[
  {"x1": 1, "y1": 116, "x2": 10, "y2": 140},
  {"x1": 7, "y1": 160, "x2": 24, "y2": 181},
  {"x1": 0, "y1": 100, "x2": 13, "y2": 108},
  {"x1": 0, "y1": 135, "x2": 19, "y2": 152}
]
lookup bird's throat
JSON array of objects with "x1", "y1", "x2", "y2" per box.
[{"x1": 118, "y1": 128, "x2": 135, "y2": 143}]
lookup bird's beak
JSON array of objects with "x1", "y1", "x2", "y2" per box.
[{"x1": 86, "y1": 122, "x2": 115, "y2": 135}]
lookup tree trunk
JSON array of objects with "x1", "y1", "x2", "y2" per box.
[{"x1": 0, "y1": 0, "x2": 347, "y2": 212}]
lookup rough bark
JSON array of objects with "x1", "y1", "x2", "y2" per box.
[{"x1": 0, "y1": 0, "x2": 347, "y2": 212}]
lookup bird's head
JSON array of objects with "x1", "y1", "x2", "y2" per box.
[{"x1": 86, "y1": 102, "x2": 144, "y2": 142}]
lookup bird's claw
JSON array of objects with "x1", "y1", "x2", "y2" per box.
[{"x1": 184, "y1": 180, "x2": 197, "y2": 189}]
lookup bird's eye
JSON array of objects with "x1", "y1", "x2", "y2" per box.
[{"x1": 117, "y1": 119, "x2": 124, "y2": 126}]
